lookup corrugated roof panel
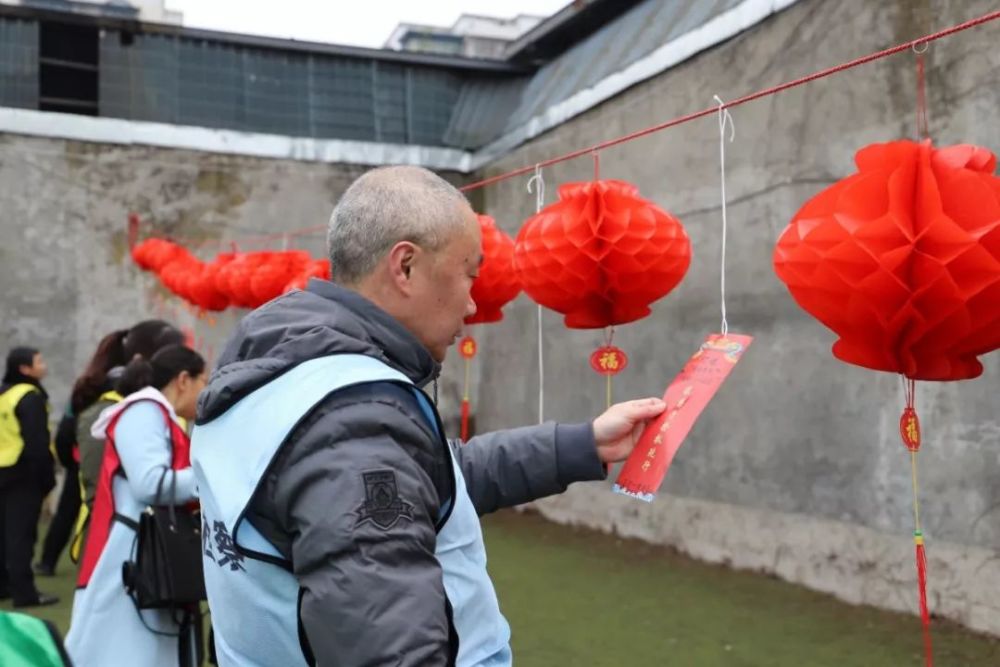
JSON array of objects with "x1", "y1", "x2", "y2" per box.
[
  {"x1": 443, "y1": 75, "x2": 528, "y2": 149},
  {"x1": 505, "y1": 0, "x2": 745, "y2": 133}
]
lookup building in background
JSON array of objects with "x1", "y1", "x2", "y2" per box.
[
  {"x1": 0, "y1": 0, "x2": 182, "y2": 23},
  {"x1": 384, "y1": 13, "x2": 543, "y2": 59}
]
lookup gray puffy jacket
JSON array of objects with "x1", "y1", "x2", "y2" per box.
[{"x1": 196, "y1": 280, "x2": 605, "y2": 665}]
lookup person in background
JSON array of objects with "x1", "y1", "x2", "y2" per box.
[
  {"x1": 36, "y1": 327, "x2": 150, "y2": 576},
  {"x1": 42, "y1": 319, "x2": 186, "y2": 572},
  {"x1": 76, "y1": 320, "x2": 185, "y2": 519},
  {"x1": 67, "y1": 345, "x2": 207, "y2": 667},
  {"x1": 0, "y1": 346, "x2": 58, "y2": 608}
]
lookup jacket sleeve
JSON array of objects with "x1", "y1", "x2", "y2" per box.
[
  {"x1": 450, "y1": 422, "x2": 606, "y2": 516},
  {"x1": 114, "y1": 402, "x2": 197, "y2": 505},
  {"x1": 15, "y1": 390, "x2": 55, "y2": 491},
  {"x1": 268, "y1": 393, "x2": 454, "y2": 666}
]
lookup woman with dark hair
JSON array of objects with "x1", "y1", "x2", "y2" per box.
[
  {"x1": 67, "y1": 345, "x2": 206, "y2": 667},
  {"x1": 35, "y1": 320, "x2": 184, "y2": 576},
  {"x1": 0, "y1": 346, "x2": 57, "y2": 608}
]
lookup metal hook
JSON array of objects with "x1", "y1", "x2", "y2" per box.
[
  {"x1": 714, "y1": 95, "x2": 735, "y2": 142},
  {"x1": 526, "y1": 164, "x2": 545, "y2": 212},
  {"x1": 912, "y1": 41, "x2": 929, "y2": 54}
]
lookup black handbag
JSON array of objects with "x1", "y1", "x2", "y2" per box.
[{"x1": 122, "y1": 467, "x2": 206, "y2": 610}]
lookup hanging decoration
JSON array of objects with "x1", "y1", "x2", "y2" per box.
[
  {"x1": 130, "y1": 231, "x2": 332, "y2": 312},
  {"x1": 615, "y1": 95, "x2": 753, "y2": 503},
  {"x1": 458, "y1": 335, "x2": 477, "y2": 441},
  {"x1": 458, "y1": 214, "x2": 521, "y2": 441},
  {"x1": 774, "y1": 137, "x2": 1000, "y2": 666},
  {"x1": 285, "y1": 259, "x2": 332, "y2": 292},
  {"x1": 466, "y1": 215, "x2": 521, "y2": 325},
  {"x1": 514, "y1": 156, "x2": 691, "y2": 406},
  {"x1": 513, "y1": 178, "x2": 691, "y2": 329},
  {"x1": 774, "y1": 140, "x2": 1000, "y2": 381}
]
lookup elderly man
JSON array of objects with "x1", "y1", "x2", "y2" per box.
[{"x1": 192, "y1": 166, "x2": 665, "y2": 666}]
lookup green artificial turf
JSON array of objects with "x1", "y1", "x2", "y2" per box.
[{"x1": 6, "y1": 512, "x2": 998, "y2": 666}]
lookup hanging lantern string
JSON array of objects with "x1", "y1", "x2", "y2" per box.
[
  {"x1": 914, "y1": 42, "x2": 930, "y2": 139},
  {"x1": 461, "y1": 327, "x2": 473, "y2": 440},
  {"x1": 457, "y1": 8, "x2": 1000, "y2": 194},
  {"x1": 592, "y1": 150, "x2": 601, "y2": 181},
  {"x1": 526, "y1": 164, "x2": 547, "y2": 424},
  {"x1": 900, "y1": 375, "x2": 933, "y2": 667},
  {"x1": 604, "y1": 326, "x2": 616, "y2": 409},
  {"x1": 714, "y1": 95, "x2": 735, "y2": 337}
]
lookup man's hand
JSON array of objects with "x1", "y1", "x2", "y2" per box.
[{"x1": 592, "y1": 398, "x2": 667, "y2": 464}]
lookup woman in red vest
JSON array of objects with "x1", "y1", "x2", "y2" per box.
[{"x1": 66, "y1": 345, "x2": 206, "y2": 667}]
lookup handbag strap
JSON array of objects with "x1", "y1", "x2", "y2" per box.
[{"x1": 153, "y1": 466, "x2": 180, "y2": 529}]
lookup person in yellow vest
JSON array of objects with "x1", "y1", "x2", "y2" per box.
[{"x1": 0, "y1": 346, "x2": 57, "y2": 608}]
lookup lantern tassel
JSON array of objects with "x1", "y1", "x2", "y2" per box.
[
  {"x1": 915, "y1": 531, "x2": 933, "y2": 667},
  {"x1": 901, "y1": 378, "x2": 933, "y2": 667},
  {"x1": 461, "y1": 356, "x2": 472, "y2": 441}
]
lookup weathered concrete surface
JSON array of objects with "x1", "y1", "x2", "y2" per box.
[
  {"x1": 0, "y1": 136, "x2": 467, "y2": 418},
  {"x1": 473, "y1": 0, "x2": 1000, "y2": 633}
]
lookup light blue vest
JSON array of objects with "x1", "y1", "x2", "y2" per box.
[{"x1": 191, "y1": 354, "x2": 511, "y2": 667}]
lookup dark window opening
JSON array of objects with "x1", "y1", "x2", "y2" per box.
[{"x1": 38, "y1": 21, "x2": 98, "y2": 115}]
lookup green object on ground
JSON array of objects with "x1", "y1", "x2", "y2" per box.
[{"x1": 0, "y1": 610, "x2": 69, "y2": 667}]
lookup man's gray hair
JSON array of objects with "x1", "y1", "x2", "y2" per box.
[{"x1": 328, "y1": 166, "x2": 470, "y2": 285}]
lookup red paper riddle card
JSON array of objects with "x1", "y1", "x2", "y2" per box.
[{"x1": 612, "y1": 333, "x2": 753, "y2": 502}]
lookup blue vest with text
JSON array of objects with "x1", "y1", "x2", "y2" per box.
[{"x1": 191, "y1": 354, "x2": 511, "y2": 667}]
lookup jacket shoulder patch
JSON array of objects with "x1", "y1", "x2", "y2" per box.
[{"x1": 355, "y1": 470, "x2": 413, "y2": 530}]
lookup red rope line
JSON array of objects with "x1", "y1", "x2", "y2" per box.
[
  {"x1": 458, "y1": 8, "x2": 1000, "y2": 193},
  {"x1": 189, "y1": 224, "x2": 328, "y2": 250}
]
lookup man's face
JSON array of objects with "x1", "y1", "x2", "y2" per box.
[
  {"x1": 409, "y1": 210, "x2": 482, "y2": 362},
  {"x1": 21, "y1": 353, "x2": 47, "y2": 381}
]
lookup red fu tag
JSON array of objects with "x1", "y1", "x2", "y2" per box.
[
  {"x1": 590, "y1": 345, "x2": 628, "y2": 376},
  {"x1": 613, "y1": 333, "x2": 753, "y2": 502},
  {"x1": 459, "y1": 336, "x2": 478, "y2": 359},
  {"x1": 900, "y1": 407, "x2": 921, "y2": 452}
]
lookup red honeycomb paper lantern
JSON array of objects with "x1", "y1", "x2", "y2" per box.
[
  {"x1": 284, "y1": 258, "x2": 331, "y2": 293},
  {"x1": 774, "y1": 140, "x2": 1000, "y2": 381},
  {"x1": 465, "y1": 215, "x2": 521, "y2": 325},
  {"x1": 513, "y1": 179, "x2": 691, "y2": 329},
  {"x1": 251, "y1": 250, "x2": 311, "y2": 306},
  {"x1": 158, "y1": 253, "x2": 201, "y2": 305},
  {"x1": 132, "y1": 238, "x2": 185, "y2": 273},
  {"x1": 216, "y1": 253, "x2": 261, "y2": 309},
  {"x1": 189, "y1": 253, "x2": 235, "y2": 312}
]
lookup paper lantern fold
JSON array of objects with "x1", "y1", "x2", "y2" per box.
[
  {"x1": 466, "y1": 215, "x2": 521, "y2": 325},
  {"x1": 513, "y1": 179, "x2": 691, "y2": 329},
  {"x1": 774, "y1": 139, "x2": 1000, "y2": 381}
]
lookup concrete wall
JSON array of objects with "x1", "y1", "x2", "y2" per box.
[
  {"x1": 472, "y1": 0, "x2": 1000, "y2": 635},
  {"x1": 0, "y1": 136, "x2": 471, "y2": 426},
  {"x1": 1, "y1": 0, "x2": 999, "y2": 637}
]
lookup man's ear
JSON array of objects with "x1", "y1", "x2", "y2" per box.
[{"x1": 387, "y1": 241, "x2": 419, "y2": 294}]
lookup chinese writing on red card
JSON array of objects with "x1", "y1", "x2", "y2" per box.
[{"x1": 612, "y1": 333, "x2": 753, "y2": 502}]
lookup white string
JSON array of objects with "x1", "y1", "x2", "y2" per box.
[
  {"x1": 714, "y1": 95, "x2": 735, "y2": 337},
  {"x1": 527, "y1": 164, "x2": 546, "y2": 424}
]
